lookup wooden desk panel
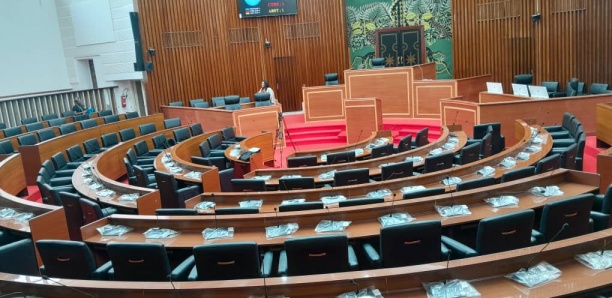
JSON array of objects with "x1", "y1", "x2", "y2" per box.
[
  {"x1": 345, "y1": 98, "x2": 383, "y2": 144},
  {"x1": 292, "y1": 131, "x2": 393, "y2": 163},
  {"x1": 302, "y1": 85, "x2": 346, "y2": 122},
  {"x1": 413, "y1": 80, "x2": 456, "y2": 118},
  {"x1": 597, "y1": 146, "x2": 612, "y2": 194},
  {"x1": 345, "y1": 67, "x2": 414, "y2": 117},
  {"x1": 455, "y1": 74, "x2": 491, "y2": 102},
  {"x1": 233, "y1": 105, "x2": 284, "y2": 149},
  {"x1": 596, "y1": 103, "x2": 612, "y2": 146}
]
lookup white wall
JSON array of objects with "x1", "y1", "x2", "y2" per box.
[
  {"x1": 0, "y1": 0, "x2": 71, "y2": 98},
  {"x1": 54, "y1": 0, "x2": 144, "y2": 112}
]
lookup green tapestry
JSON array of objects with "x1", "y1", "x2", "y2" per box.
[{"x1": 346, "y1": 0, "x2": 453, "y2": 79}]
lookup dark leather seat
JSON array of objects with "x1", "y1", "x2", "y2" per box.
[
  {"x1": 36, "y1": 240, "x2": 112, "y2": 280},
  {"x1": 278, "y1": 235, "x2": 358, "y2": 276}
]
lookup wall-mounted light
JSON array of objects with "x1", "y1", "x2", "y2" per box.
[{"x1": 264, "y1": 39, "x2": 271, "y2": 49}]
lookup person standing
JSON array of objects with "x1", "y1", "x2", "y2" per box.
[{"x1": 258, "y1": 80, "x2": 277, "y2": 104}]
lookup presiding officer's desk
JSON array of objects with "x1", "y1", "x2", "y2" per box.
[
  {"x1": 18, "y1": 113, "x2": 164, "y2": 184},
  {"x1": 84, "y1": 169, "x2": 598, "y2": 247},
  {"x1": 188, "y1": 120, "x2": 551, "y2": 211},
  {"x1": 242, "y1": 128, "x2": 466, "y2": 186},
  {"x1": 2, "y1": 228, "x2": 611, "y2": 297}
]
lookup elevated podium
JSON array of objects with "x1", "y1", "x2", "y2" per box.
[{"x1": 345, "y1": 98, "x2": 383, "y2": 143}]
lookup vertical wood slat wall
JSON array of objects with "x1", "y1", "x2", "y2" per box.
[
  {"x1": 452, "y1": 0, "x2": 612, "y2": 92},
  {"x1": 136, "y1": 0, "x2": 348, "y2": 113}
]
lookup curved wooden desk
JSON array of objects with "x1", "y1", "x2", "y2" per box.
[
  {"x1": 87, "y1": 169, "x2": 599, "y2": 248},
  {"x1": 222, "y1": 132, "x2": 275, "y2": 177}
]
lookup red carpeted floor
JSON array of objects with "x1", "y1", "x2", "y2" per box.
[{"x1": 24, "y1": 113, "x2": 605, "y2": 203}]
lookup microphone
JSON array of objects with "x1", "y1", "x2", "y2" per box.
[
  {"x1": 449, "y1": 110, "x2": 459, "y2": 137},
  {"x1": 274, "y1": 207, "x2": 278, "y2": 218},
  {"x1": 525, "y1": 223, "x2": 569, "y2": 269},
  {"x1": 599, "y1": 239, "x2": 612, "y2": 256},
  {"x1": 353, "y1": 129, "x2": 364, "y2": 147},
  {"x1": 444, "y1": 175, "x2": 456, "y2": 207},
  {"x1": 443, "y1": 252, "x2": 452, "y2": 285},
  {"x1": 41, "y1": 275, "x2": 94, "y2": 298},
  {"x1": 350, "y1": 279, "x2": 360, "y2": 294}
]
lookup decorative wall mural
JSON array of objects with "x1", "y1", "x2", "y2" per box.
[{"x1": 346, "y1": 0, "x2": 453, "y2": 79}]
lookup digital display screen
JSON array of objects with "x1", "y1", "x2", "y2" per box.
[{"x1": 238, "y1": 0, "x2": 298, "y2": 18}]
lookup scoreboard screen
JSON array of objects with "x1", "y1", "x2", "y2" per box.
[{"x1": 238, "y1": 0, "x2": 298, "y2": 18}]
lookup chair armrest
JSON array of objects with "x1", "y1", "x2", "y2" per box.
[
  {"x1": 177, "y1": 186, "x2": 200, "y2": 205},
  {"x1": 170, "y1": 255, "x2": 195, "y2": 281},
  {"x1": 543, "y1": 126, "x2": 564, "y2": 132},
  {"x1": 101, "y1": 207, "x2": 118, "y2": 217},
  {"x1": 187, "y1": 266, "x2": 199, "y2": 281},
  {"x1": 53, "y1": 169, "x2": 76, "y2": 177},
  {"x1": 441, "y1": 242, "x2": 450, "y2": 259},
  {"x1": 362, "y1": 243, "x2": 381, "y2": 269},
  {"x1": 552, "y1": 139, "x2": 576, "y2": 148},
  {"x1": 207, "y1": 157, "x2": 227, "y2": 170},
  {"x1": 149, "y1": 149, "x2": 164, "y2": 155},
  {"x1": 440, "y1": 236, "x2": 477, "y2": 259},
  {"x1": 531, "y1": 229, "x2": 544, "y2": 244},
  {"x1": 261, "y1": 251, "x2": 273, "y2": 277},
  {"x1": 208, "y1": 150, "x2": 226, "y2": 158},
  {"x1": 94, "y1": 261, "x2": 113, "y2": 280},
  {"x1": 49, "y1": 177, "x2": 74, "y2": 187},
  {"x1": 347, "y1": 245, "x2": 359, "y2": 270},
  {"x1": 277, "y1": 250, "x2": 287, "y2": 276},
  {"x1": 594, "y1": 194, "x2": 605, "y2": 212},
  {"x1": 590, "y1": 211, "x2": 610, "y2": 232}
]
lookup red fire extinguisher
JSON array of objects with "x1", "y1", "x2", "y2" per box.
[{"x1": 121, "y1": 89, "x2": 128, "y2": 108}]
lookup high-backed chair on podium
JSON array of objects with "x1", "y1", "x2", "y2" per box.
[
  {"x1": 211, "y1": 97, "x2": 225, "y2": 107},
  {"x1": 254, "y1": 93, "x2": 271, "y2": 107},
  {"x1": 590, "y1": 83, "x2": 610, "y2": 94},
  {"x1": 371, "y1": 57, "x2": 385, "y2": 68},
  {"x1": 168, "y1": 101, "x2": 183, "y2": 107},
  {"x1": 324, "y1": 73, "x2": 339, "y2": 85},
  {"x1": 278, "y1": 235, "x2": 358, "y2": 276},
  {"x1": 189, "y1": 99, "x2": 205, "y2": 107},
  {"x1": 163, "y1": 118, "x2": 181, "y2": 129},
  {"x1": 513, "y1": 74, "x2": 533, "y2": 85},
  {"x1": 542, "y1": 81, "x2": 561, "y2": 97},
  {"x1": 224, "y1": 95, "x2": 241, "y2": 111}
]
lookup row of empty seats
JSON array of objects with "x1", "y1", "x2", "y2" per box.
[{"x1": 168, "y1": 93, "x2": 272, "y2": 110}]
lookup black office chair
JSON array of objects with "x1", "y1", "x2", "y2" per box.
[
  {"x1": 103, "y1": 115, "x2": 120, "y2": 124},
  {"x1": 61, "y1": 111, "x2": 74, "y2": 117},
  {"x1": 192, "y1": 155, "x2": 227, "y2": 170},
  {"x1": 218, "y1": 168, "x2": 235, "y2": 192},
  {"x1": 287, "y1": 156, "x2": 318, "y2": 167},
  {"x1": 326, "y1": 151, "x2": 356, "y2": 165},
  {"x1": 79, "y1": 198, "x2": 118, "y2": 224},
  {"x1": 174, "y1": 127, "x2": 191, "y2": 143},
  {"x1": 558, "y1": 143, "x2": 578, "y2": 170},
  {"x1": 41, "y1": 113, "x2": 58, "y2": 121},
  {"x1": 514, "y1": 74, "x2": 533, "y2": 85},
  {"x1": 339, "y1": 197, "x2": 384, "y2": 207},
  {"x1": 41, "y1": 159, "x2": 74, "y2": 178},
  {"x1": 254, "y1": 93, "x2": 271, "y2": 107},
  {"x1": 134, "y1": 140, "x2": 163, "y2": 157},
  {"x1": 542, "y1": 81, "x2": 561, "y2": 97},
  {"x1": 2, "y1": 127, "x2": 22, "y2": 137},
  {"x1": 21, "y1": 117, "x2": 38, "y2": 125},
  {"x1": 500, "y1": 166, "x2": 536, "y2": 183},
  {"x1": 36, "y1": 129, "x2": 56, "y2": 142},
  {"x1": 544, "y1": 112, "x2": 574, "y2": 134},
  {"x1": 183, "y1": 242, "x2": 273, "y2": 281},
  {"x1": 25, "y1": 122, "x2": 44, "y2": 132},
  {"x1": 154, "y1": 171, "x2": 200, "y2": 208},
  {"x1": 125, "y1": 111, "x2": 139, "y2": 119},
  {"x1": 532, "y1": 194, "x2": 594, "y2": 243},
  {"x1": 36, "y1": 239, "x2": 111, "y2": 280},
  {"x1": 0, "y1": 140, "x2": 15, "y2": 155},
  {"x1": 215, "y1": 207, "x2": 260, "y2": 215},
  {"x1": 189, "y1": 123, "x2": 203, "y2": 136},
  {"x1": 119, "y1": 128, "x2": 136, "y2": 142},
  {"x1": 371, "y1": 143, "x2": 393, "y2": 159},
  {"x1": 133, "y1": 165, "x2": 158, "y2": 188},
  {"x1": 58, "y1": 191, "x2": 85, "y2": 241},
  {"x1": 207, "y1": 134, "x2": 228, "y2": 150},
  {"x1": 402, "y1": 187, "x2": 446, "y2": 200},
  {"x1": 0, "y1": 239, "x2": 39, "y2": 276},
  {"x1": 395, "y1": 134, "x2": 413, "y2": 153},
  {"x1": 168, "y1": 101, "x2": 184, "y2": 107},
  {"x1": 455, "y1": 177, "x2": 496, "y2": 192},
  {"x1": 334, "y1": 168, "x2": 370, "y2": 186},
  {"x1": 371, "y1": 57, "x2": 385, "y2": 68},
  {"x1": 278, "y1": 235, "x2": 358, "y2": 276},
  {"x1": 80, "y1": 119, "x2": 99, "y2": 129},
  {"x1": 163, "y1": 118, "x2": 181, "y2": 129},
  {"x1": 47, "y1": 118, "x2": 66, "y2": 127},
  {"x1": 17, "y1": 134, "x2": 37, "y2": 146},
  {"x1": 98, "y1": 109, "x2": 113, "y2": 117},
  {"x1": 101, "y1": 132, "x2": 119, "y2": 149},
  {"x1": 363, "y1": 220, "x2": 451, "y2": 268},
  {"x1": 224, "y1": 95, "x2": 241, "y2": 111},
  {"x1": 381, "y1": 161, "x2": 414, "y2": 181},
  {"x1": 58, "y1": 123, "x2": 77, "y2": 135},
  {"x1": 83, "y1": 138, "x2": 104, "y2": 155},
  {"x1": 155, "y1": 209, "x2": 198, "y2": 216},
  {"x1": 240, "y1": 97, "x2": 251, "y2": 104},
  {"x1": 411, "y1": 127, "x2": 429, "y2": 149},
  {"x1": 152, "y1": 134, "x2": 169, "y2": 150},
  {"x1": 107, "y1": 242, "x2": 191, "y2": 281},
  {"x1": 221, "y1": 126, "x2": 247, "y2": 143},
  {"x1": 279, "y1": 202, "x2": 324, "y2": 212},
  {"x1": 279, "y1": 177, "x2": 316, "y2": 190},
  {"x1": 591, "y1": 184, "x2": 612, "y2": 231},
  {"x1": 51, "y1": 152, "x2": 81, "y2": 170},
  {"x1": 212, "y1": 97, "x2": 225, "y2": 107},
  {"x1": 535, "y1": 154, "x2": 561, "y2": 174},
  {"x1": 139, "y1": 123, "x2": 157, "y2": 135},
  {"x1": 324, "y1": 73, "x2": 339, "y2": 85},
  {"x1": 189, "y1": 99, "x2": 206, "y2": 107},
  {"x1": 454, "y1": 142, "x2": 481, "y2": 165},
  {"x1": 231, "y1": 179, "x2": 266, "y2": 192},
  {"x1": 442, "y1": 210, "x2": 535, "y2": 256},
  {"x1": 423, "y1": 152, "x2": 454, "y2": 173}
]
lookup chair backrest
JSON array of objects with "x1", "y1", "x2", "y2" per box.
[
  {"x1": 535, "y1": 153, "x2": 561, "y2": 174},
  {"x1": 239, "y1": 97, "x2": 251, "y2": 104},
  {"x1": 0, "y1": 239, "x2": 39, "y2": 276},
  {"x1": 215, "y1": 207, "x2": 260, "y2": 215},
  {"x1": 154, "y1": 171, "x2": 181, "y2": 208},
  {"x1": 25, "y1": 122, "x2": 44, "y2": 132},
  {"x1": 212, "y1": 97, "x2": 225, "y2": 107},
  {"x1": 168, "y1": 101, "x2": 184, "y2": 107},
  {"x1": 402, "y1": 187, "x2": 445, "y2": 200},
  {"x1": 152, "y1": 134, "x2": 168, "y2": 150},
  {"x1": 59, "y1": 123, "x2": 77, "y2": 135},
  {"x1": 513, "y1": 74, "x2": 533, "y2": 85},
  {"x1": 103, "y1": 115, "x2": 120, "y2": 124},
  {"x1": 101, "y1": 132, "x2": 119, "y2": 148},
  {"x1": 193, "y1": 101, "x2": 209, "y2": 108},
  {"x1": 338, "y1": 197, "x2": 384, "y2": 207},
  {"x1": 224, "y1": 95, "x2": 241, "y2": 110},
  {"x1": 221, "y1": 126, "x2": 236, "y2": 141},
  {"x1": 278, "y1": 177, "x2": 316, "y2": 190},
  {"x1": 380, "y1": 220, "x2": 444, "y2": 268},
  {"x1": 396, "y1": 134, "x2": 413, "y2": 153},
  {"x1": 231, "y1": 179, "x2": 266, "y2": 192},
  {"x1": 254, "y1": 93, "x2": 271, "y2": 107},
  {"x1": 326, "y1": 151, "x2": 356, "y2": 165},
  {"x1": 119, "y1": 128, "x2": 136, "y2": 142},
  {"x1": 279, "y1": 202, "x2": 323, "y2": 212},
  {"x1": 155, "y1": 208, "x2": 198, "y2": 216},
  {"x1": 41, "y1": 159, "x2": 57, "y2": 177},
  {"x1": 79, "y1": 198, "x2": 105, "y2": 224},
  {"x1": 500, "y1": 166, "x2": 535, "y2": 183},
  {"x1": 163, "y1": 118, "x2": 182, "y2": 129},
  {"x1": 371, "y1": 57, "x2": 385, "y2": 68},
  {"x1": 80, "y1": 119, "x2": 98, "y2": 129},
  {"x1": 107, "y1": 242, "x2": 171, "y2": 281},
  {"x1": 36, "y1": 240, "x2": 98, "y2": 279},
  {"x1": 207, "y1": 134, "x2": 223, "y2": 149},
  {"x1": 125, "y1": 111, "x2": 139, "y2": 119},
  {"x1": 423, "y1": 152, "x2": 454, "y2": 173},
  {"x1": 455, "y1": 177, "x2": 495, "y2": 192},
  {"x1": 66, "y1": 145, "x2": 85, "y2": 162},
  {"x1": 74, "y1": 114, "x2": 89, "y2": 121},
  {"x1": 219, "y1": 168, "x2": 234, "y2": 192},
  {"x1": 542, "y1": 81, "x2": 559, "y2": 93},
  {"x1": 479, "y1": 132, "x2": 493, "y2": 157},
  {"x1": 51, "y1": 152, "x2": 68, "y2": 170},
  {"x1": 58, "y1": 191, "x2": 85, "y2": 241},
  {"x1": 413, "y1": 127, "x2": 429, "y2": 148},
  {"x1": 17, "y1": 134, "x2": 37, "y2": 146},
  {"x1": 334, "y1": 168, "x2": 370, "y2": 186},
  {"x1": 287, "y1": 156, "x2": 318, "y2": 167},
  {"x1": 0, "y1": 140, "x2": 15, "y2": 155},
  {"x1": 192, "y1": 242, "x2": 261, "y2": 280},
  {"x1": 133, "y1": 140, "x2": 151, "y2": 156},
  {"x1": 21, "y1": 117, "x2": 38, "y2": 125},
  {"x1": 371, "y1": 143, "x2": 393, "y2": 159},
  {"x1": 123, "y1": 157, "x2": 137, "y2": 185},
  {"x1": 133, "y1": 165, "x2": 155, "y2": 188},
  {"x1": 139, "y1": 123, "x2": 157, "y2": 135},
  {"x1": 3, "y1": 126, "x2": 23, "y2": 137},
  {"x1": 476, "y1": 209, "x2": 535, "y2": 255},
  {"x1": 590, "y1": 83, "x2": 609, "y2": 94},
  {"x1": 540, "y1": 194, "x2": 594, "y2": 242},
  {"x1": 559, "y1": 143, "x2": 578, "y2": 170},
  {"x1": 61, "y1": 111, "x2": 75, "y2": 117},
  {"x1": 173, "y1": 127, "x2": 191, "y2": 143},
  {"x1": 98, "y1": 109, "x2": 113, "y2": 117},
  {"x1": 83, "y1": 138, "x2": 102, "y2": 154},
  {"x1": 567, "y1": 78, "x2": 579, "y2": 96},
  {"x1": 47, "y1": 118, "x2": 66, "y2": 127},
  {"x1": 284, "y1": 235, "x2": 349, "y2": 276},
  {"x1": 456, "y1": 142, "x2": 481, "y2": 165},
  {"x1": 380, "y1": 161, "x2": 413, "y2": 181},
  {"x1": 189, "y1": 123, "x2": 203, "y2": 136},
  {"x1": 324, "y1": 73, "x2": 339, "y2": 85},
  {"x1": 189, "y1": 99, "x2": 205, "y2": 107}
]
